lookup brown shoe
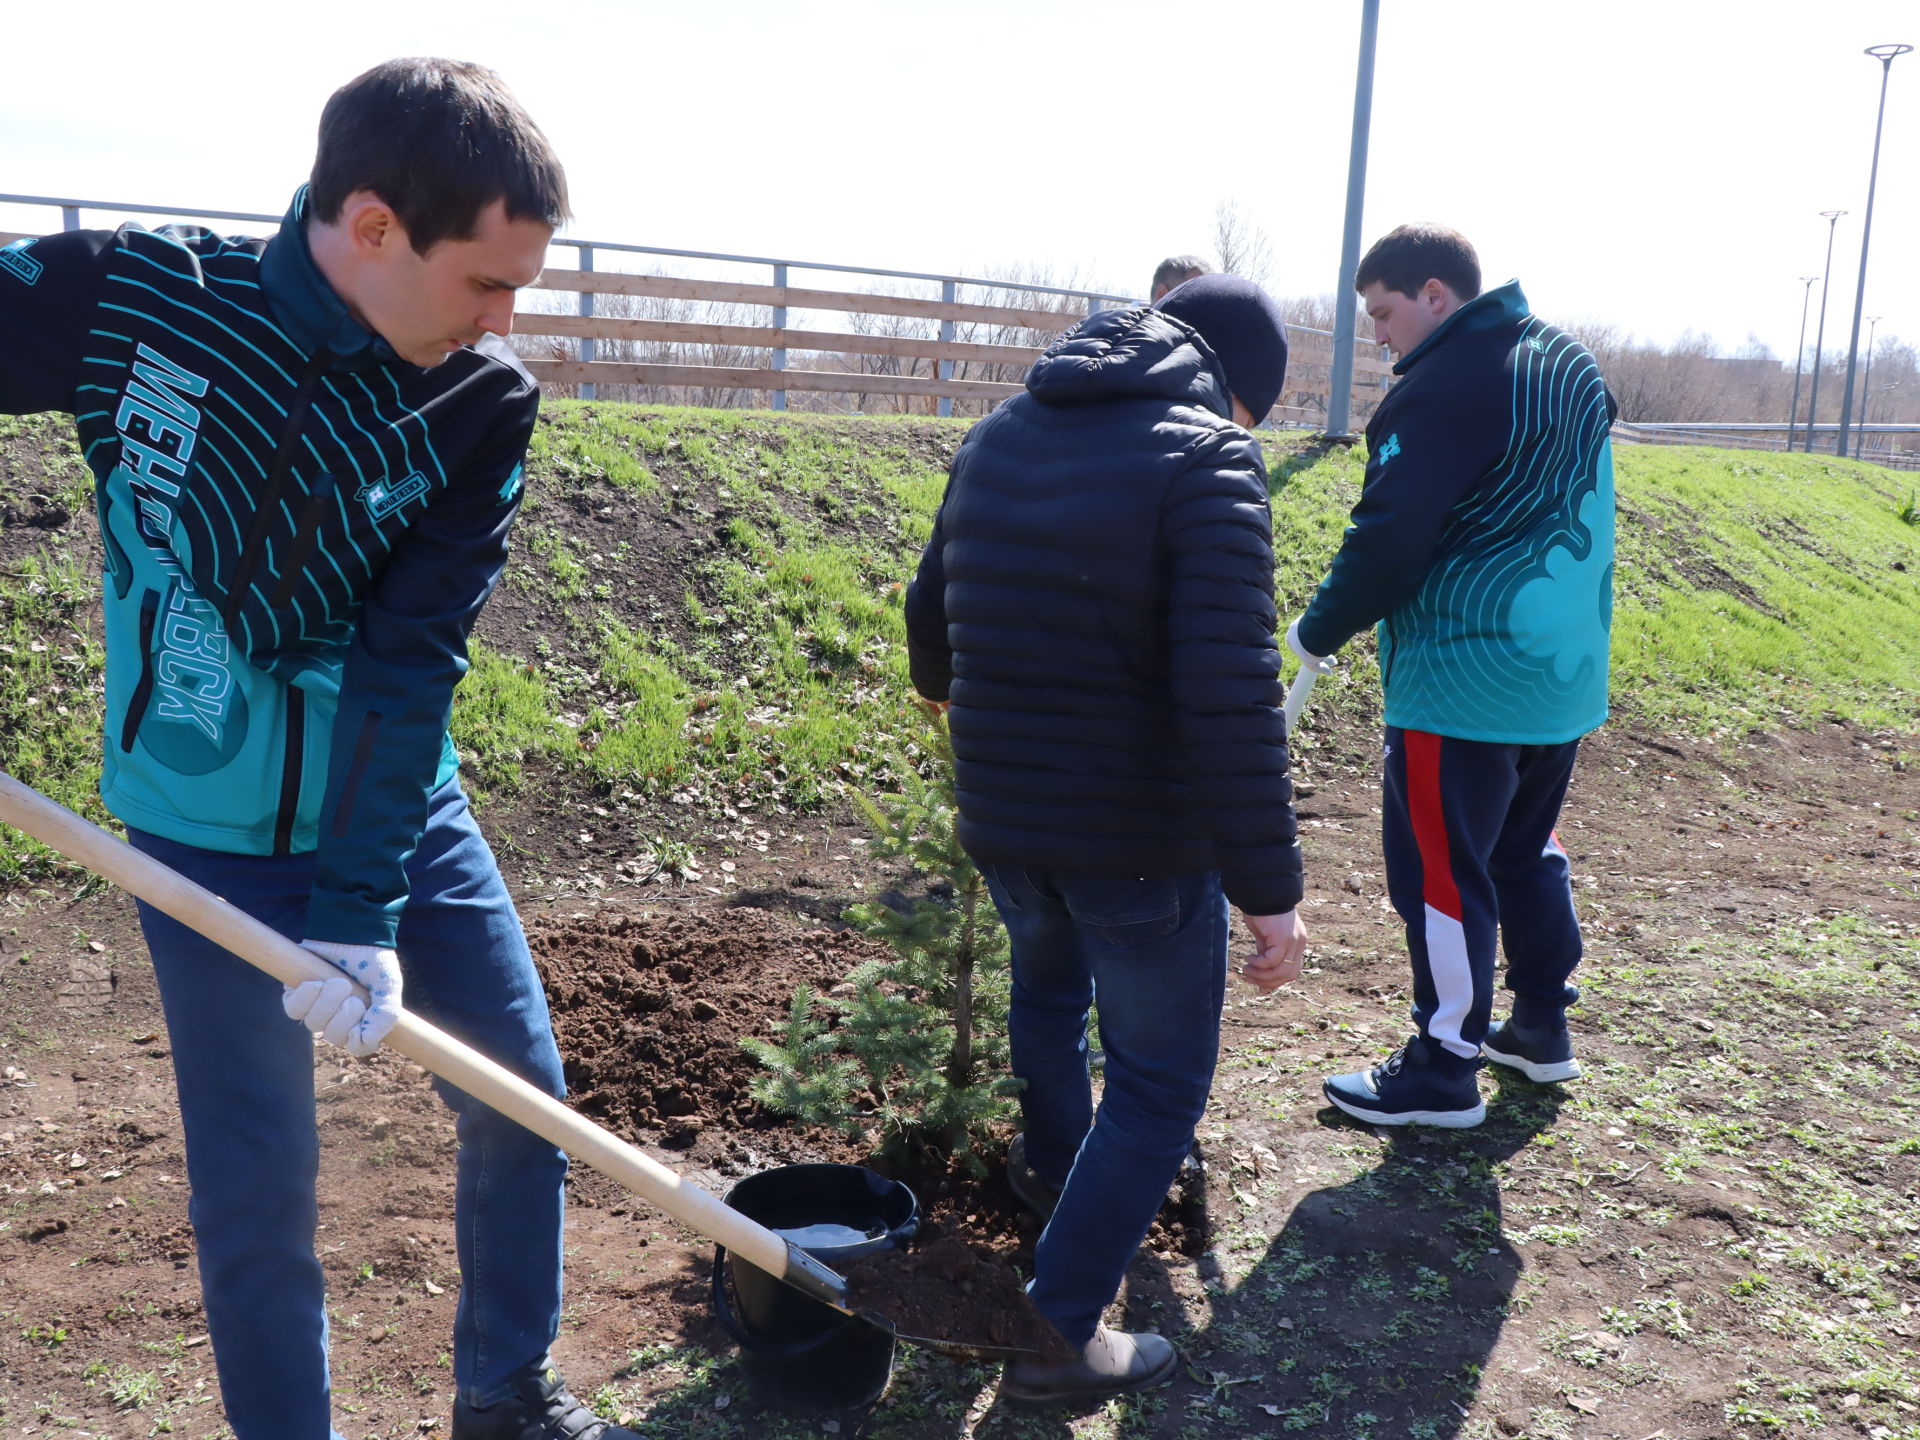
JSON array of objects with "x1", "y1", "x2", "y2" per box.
[{"x1": 1000, "y1": 1325, "x2": 1177, "y2": 1407}]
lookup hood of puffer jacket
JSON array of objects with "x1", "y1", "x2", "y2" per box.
[{"x1": 1024, "y1": 305, "x2": 1233, "y2": 417}]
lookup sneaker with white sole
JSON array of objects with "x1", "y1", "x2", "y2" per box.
[
  {"x1": 1323, "y1": 1034, "x2": 1486, "y2": 1128},
  {"x1": 1001, "y1": 1324, "x2": 1177, "y2": 1407},
  {"x1": 1482, "y1": 1015, "x2": 1582, "y2": 1083}
]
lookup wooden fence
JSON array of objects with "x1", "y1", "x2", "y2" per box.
[
  {"x1": 513, "y1": 265, "x2": 1395, "y2": 425},
  {"x1": 0, "y1": 224, "x2": 1395, "y2": 425}
]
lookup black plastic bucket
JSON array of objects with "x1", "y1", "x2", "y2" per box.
[{"x1": 711, "y1": 1163, "x2": 919, "y2": 1409}]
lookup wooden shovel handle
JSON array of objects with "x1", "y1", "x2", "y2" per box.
[{"x1": 0, "y1": 770, "x2": 804, "y2": 1288}]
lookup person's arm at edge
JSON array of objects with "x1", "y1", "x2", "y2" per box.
[
  {"x1": 0, "y1": 229, "x2": 118, "y2": 418},
  {"x1": 903, "y1": 460, "x2": 958, "y2": 706}
]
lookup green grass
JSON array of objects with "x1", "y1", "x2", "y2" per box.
[
  {"x1": 1609, "y1": 450, "x2": 1920, "y2": 732},
  {"x1": 0, "y1": 545, "x2": 114, "y2": 880},
  {"x1": 3, "y1": 411, "x2": 1917, "y2": 844}
]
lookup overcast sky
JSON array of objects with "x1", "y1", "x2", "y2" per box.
[{"x1": 2, "y1": 0, "x2": 1914, "y2": 360}]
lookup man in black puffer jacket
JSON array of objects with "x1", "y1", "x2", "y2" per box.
[{"x1": 905, "y1": 275, "x2": 1309, "y2": 1404}]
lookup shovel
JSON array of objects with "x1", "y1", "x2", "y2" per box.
[{"x1": 0, "y1": 770, "x2": 1040, "y2": 1363}]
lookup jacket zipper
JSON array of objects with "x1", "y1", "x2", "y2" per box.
[
  {"x1": 118, "y1": 588, "x2": 163, "y2": 753},
  {"x1": 223, "y1": 350, "x2": 332, "y2": 639},
  {"x1": 273, "y1": 688, "x2": 306, "y2": 856},
  {"x1": 270, "y1": 472, "x2": 339, "y2": 608}
]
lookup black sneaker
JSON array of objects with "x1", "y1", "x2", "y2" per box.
[
  {"x1": 1006, "y1": 1133, "x2": 1062, "y2": 1220},
  {"x1": 1323, "y1": 1035, "x2": 1485, "y2": 1128},
  {"x1": 452, "y1": 1360, "x2": 640, "y2": 1440},
  {"x1": 1483, "y1": 1016, "x2": 1582, "y2": 1083}
]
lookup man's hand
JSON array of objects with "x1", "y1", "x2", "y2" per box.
[
  {"x1": 914, "y1": 694, "x2": 951, "y2": 717},
  {"x1": 283, "y1": 941, "x2": 403, "y2": 1057},
  {"x1": 1286, "y1": 618, "x2": 1335, "y2": 675},
  {"x1": 1240, "y1": 909, "x2": 1308, "y2": 992}
]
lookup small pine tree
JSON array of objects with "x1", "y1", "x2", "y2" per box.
[
  {"x1": 744, "y1": 712, "x2": 1019, "y2": 1170},
  {"x1": 738, "y1": 984, "x2": 865, "y2": 1137}
]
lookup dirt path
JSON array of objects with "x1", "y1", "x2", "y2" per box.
[{"x1": 0, "y1": 718, "x2": 1915, "y2": 1440}]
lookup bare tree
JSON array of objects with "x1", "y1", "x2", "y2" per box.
[{"x1": 1210, "y1": 200, "x2": 1274, "y2": 290}]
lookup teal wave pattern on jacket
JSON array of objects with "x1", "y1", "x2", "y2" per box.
[
  {"x1": 1297, "y1": 282, "x2": 1617, "y2": 745},
  {"x1": 0, "y1": 192, "x2": 536, "y2": 946}
]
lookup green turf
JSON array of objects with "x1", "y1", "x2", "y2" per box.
[{"x1": 3, "y1": 407, "x2": 1916, "y2": 865}]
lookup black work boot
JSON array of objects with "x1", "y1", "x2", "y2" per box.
[
  {"x1": 1006, "y1": 1133, "x2": 1063, "y2": 1220},
  {"x1": 452, "y1": 1359, "x2": 641, "y2": 1440}
]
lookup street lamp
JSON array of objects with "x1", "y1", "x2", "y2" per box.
[
  {"x1": 1788, "y1": 276, "x2": 1818, "y2": 452},
  {"x1": 1804, "y1": 210, "x2": 1847, "y2": 452},
  {"x1": 1859, "y1": 315, "x2": 1883, "y2": 454},
  {"x1": 1836, "y1": 43, "x2": 1912, "y2": 459}
]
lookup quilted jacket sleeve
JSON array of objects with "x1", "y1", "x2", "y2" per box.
[{"x1": 1162, "y1": 426, "x2": 1302, "y2": 915}]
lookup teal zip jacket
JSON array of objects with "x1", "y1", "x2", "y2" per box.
[
  {"x1": 1296, "y1": 281, "x2": 1617, "y2": 745},
  {"x1": 0, "y1": 192, "x2": 535, "y2": 945}
]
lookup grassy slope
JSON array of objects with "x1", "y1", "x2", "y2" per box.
[{"x1": 2, "y1": 405, "x2": 1917, "y2": 875}]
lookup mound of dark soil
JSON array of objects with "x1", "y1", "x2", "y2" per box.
[
  {"x1": 845, "y1": 1237, "x2": 1070, "y2": 1358},
  {"x1": 528, "y1": 907, "x2": 892, "y2": 1148}
]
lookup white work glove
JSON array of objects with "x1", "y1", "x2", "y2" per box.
[
  {"x1": 283, "y1": 940, "x2": 403, "y2": 1057},
  {"x1": 1286, "y1": 617, "x2": 1336, "y2": 675}
]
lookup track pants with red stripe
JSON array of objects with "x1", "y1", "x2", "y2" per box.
[{"x1": 1383, "y1": 728, "x2": 1585, "y2": 1061}]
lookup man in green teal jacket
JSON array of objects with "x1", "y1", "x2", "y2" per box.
[
  {"x1": 1291, "y1": 223, "x2": 1617, "y2": 1128},
  {"x1": 1, "y1": 58, "x2": 639, "y2": 1440}
]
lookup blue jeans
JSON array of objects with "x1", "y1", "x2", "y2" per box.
[
  {"x1": 127, "y1": 777, "x2": 568, "y2": 1440},
  {"x1": 982, "y1": 864, "x2": 1228, "y2": 1346}
]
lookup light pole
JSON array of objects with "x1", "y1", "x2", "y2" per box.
[
  {"x1": 1836, "y1": 43, "x2": 1912, "y2": 459},
  {"x1": 1859, "y1": 315, "x2": 1883, "y2": 455},
  {"x1": 1788, "y1": 276, "x2": 1818, "y2": 451},
  {"x1": 1324, "y1": 0, "x2": 1380, "y2": 440},
  {"x1": 1805, "y1": 211, "x2": 1847, "y2": 452}
]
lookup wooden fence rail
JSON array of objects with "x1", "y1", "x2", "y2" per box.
[
  {"x1": 1, "y1": 226, "x2": 1394, "y2": 420},
  {"x1": 520, "y1": 264, "x2": 1393, "y2": 416}
]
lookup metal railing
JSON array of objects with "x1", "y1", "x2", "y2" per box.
[
  {"x1": 0, "y1": 192, "x2": 1389, "y2": 424},
  {"x1": 1612, "y1": 420, "x2": 1920, "y2": 470}
]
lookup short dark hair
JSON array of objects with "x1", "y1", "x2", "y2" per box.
[
  {"x1": 1354, "y1": 224, "x2": 1481, "y2": 302},
  {"x1": 1152, "y1": 254, "x2": 1212, "y2": 296},
  {"x1": 311, "y1": 58, "x2": 569, "y2": 254}
]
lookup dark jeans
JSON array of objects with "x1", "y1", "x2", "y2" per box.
[
  {"x1": 128, "y1": 778, "x2": 568, "y2": 1440},
  {"x1": 1381, "y1": 729, "x2": 1585, "y2": 1059},
  {"x1": 982, "y1": 864, "x2": 1228, "y2": 1346}
]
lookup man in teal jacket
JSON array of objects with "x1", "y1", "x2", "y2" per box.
[
  {"x1": 1291, "y1": 224, "x2": 1616, "y2": 1128},
  {"x1": 1, "y1": 59, "x2": 638, "y2": 1440}
]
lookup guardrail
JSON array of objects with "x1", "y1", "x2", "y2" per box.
[
  {"x1": 0, "y1": 193, "x2": 1393, "y2": 425},
  {"x1": 1611, "y1": 420, "x2": 1919, "y2": 470}
]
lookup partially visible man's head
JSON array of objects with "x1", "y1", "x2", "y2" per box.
[
  {"x1": 1150, "y1": 254, "x2": 1213, "y2": 303},
  {"x1": 306, "y1": 59, "x2": 569, "y2": 367},
  {"x1": 1156, "y1": 274, "x2": 1290, "y2": 427},
  {"x1": 1353, "y1": 223, "x2": 1481, "y2": 359}
]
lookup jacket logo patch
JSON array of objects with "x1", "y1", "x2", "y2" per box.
[
  {"x1": 497, "y1": 462, "x2": 524, "y2": 505},
  {"x1": 356, "y1": 471, "x2": 430, "y2": 522},
  {"x1": 0, "y1": 239, "x2": 43, "y2": 286},
  {"x1": 1377, "y1": 433, "x2": 1402, "y2": 464}
]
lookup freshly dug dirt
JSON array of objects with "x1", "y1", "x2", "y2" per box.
[
  {"x1": 845, "y1": 1238, "x2": 1071, "y2": 1359},
  {"x1": 528, "y1": 907, "x2": 894, "y2": 1148}
]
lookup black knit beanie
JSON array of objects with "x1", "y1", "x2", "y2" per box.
[{"x1": 1156, "y1": 274, "x2": 1290, "y2": 424}]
